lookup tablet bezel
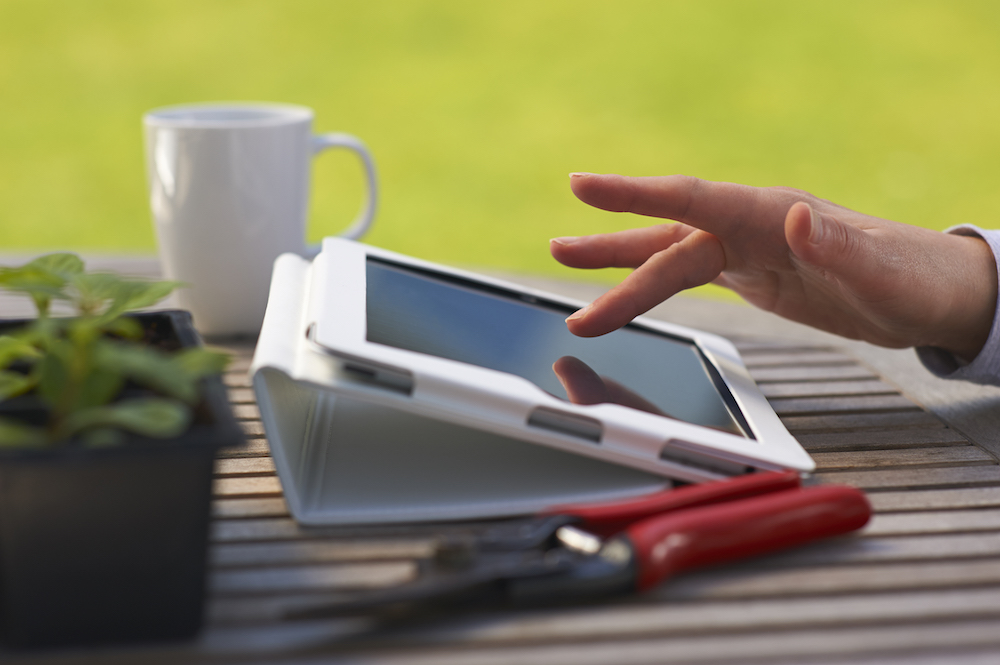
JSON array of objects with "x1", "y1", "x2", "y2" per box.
[{"x1": 306, "y1": 238, "x2": 814, "y2": 483}]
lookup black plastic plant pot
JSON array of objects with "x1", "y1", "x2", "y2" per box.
[{"x1": 0, "y1": 310, "x2": 245, "y2": 649}]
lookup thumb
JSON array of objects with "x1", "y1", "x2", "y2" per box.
[{"x1": 785, "y1": 201, "x2": 865, "y2": 271}]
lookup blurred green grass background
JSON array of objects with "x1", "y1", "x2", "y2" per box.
[{"x1": 3, "y1": 0, "x2": 1000, "y2": 296}]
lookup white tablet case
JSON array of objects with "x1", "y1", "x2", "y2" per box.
[{"x1": 251, "y1": 240, "x2": 814, "y2": 525}]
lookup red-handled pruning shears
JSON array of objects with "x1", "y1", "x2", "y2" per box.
[{"x1": 289, "y1": 471, "x2": 871, "y2": 618}]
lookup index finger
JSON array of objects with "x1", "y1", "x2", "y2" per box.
[{"x1": 570, "y1": 173, "x2": 786, "y2": 238}]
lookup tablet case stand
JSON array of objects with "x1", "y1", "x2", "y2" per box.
[{"x1": 251, "y1": 253, "x2": 669, "y2": 525}]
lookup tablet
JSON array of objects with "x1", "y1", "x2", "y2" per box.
[{"x1": 304, "y1": 238, "x2": 814, "y2": 484}]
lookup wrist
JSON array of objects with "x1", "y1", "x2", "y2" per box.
[{"x1": 928, "y1": 232, "x2": 998, "y2": 362}]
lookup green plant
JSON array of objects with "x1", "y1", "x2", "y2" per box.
[{"x1": 0, "y1": 253, "x2": 229, "y2": 448}]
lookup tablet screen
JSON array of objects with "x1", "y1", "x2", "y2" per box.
[{"x1": 365, "y1": 258, "x2": 749, "y2": 437}]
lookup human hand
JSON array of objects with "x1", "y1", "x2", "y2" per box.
[{"x1": 551, "y1": 173, "x2": 998, "y2": 362}]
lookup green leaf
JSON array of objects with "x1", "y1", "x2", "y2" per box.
[
  {"x1": 64, "y1": 315, "x2": 102, "y2": 348},
  {"x1": 0, "y1": 334, "x2": 41, "y2": 368},
  {"x1": 93, "y1": 340, "x2": 200, "y2": 403},
  {"x1": 176, "y1": 347, "x2": 230, "y2": 378},
  {"x1": 0, "y1": 266, "x2": 67, "y2": 315},
  {"x1": 0, "y1": 370, "x2": 37, "y2": 399},
  {"x1": 35, "y1": 339, "x2": 73, "y2": 408},
  {"x1": 0, "y1": 253, "x2": 85, "y2": 316},
  {"x1": 0, "y1": 265, "x2": 63, "y2": 289},
  {"x1": 26, "y1": 314, "x2": 64, "y2": 340},
  {"x1": 71, "y1": 272, "x2": 129, "y2": 316},
  {"x1": 65, "y1": 398, "x2": 191, "y2": 439},
  {"x1": 0, "y1": 417, "x2": 47, "y2": 448},
  {"x1": 29, "y1": 253, "x2": 85, "y2": 279},
  {"x1": 114, "y1": 279, "x2": 181, "y2": 312},
  {"x1": 76, "y1": 366, "x2": 126, "y2": 410},
  {"x1": 70, "y1": 273, "x2": 181, "y2": 320},
  {"x1": 101, "y1": 316, "x2": 143, "y2": 340}
]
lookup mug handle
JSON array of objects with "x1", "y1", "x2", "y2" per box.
[{"x1": 307, "y1": 132, "x2": 379, "y2": 256}]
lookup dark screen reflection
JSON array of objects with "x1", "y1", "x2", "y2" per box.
[{"x1": 365, "y1": 259, "x2": 745, "y2": 436}]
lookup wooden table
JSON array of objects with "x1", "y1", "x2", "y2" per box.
[{"x1": 5, "y1": 256, "x2": 1000, "y2": 664}]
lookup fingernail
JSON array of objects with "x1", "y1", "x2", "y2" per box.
[
  {"x1": 551, "y1": 236, "x2": 581, "y2": 246},
  {"x1": 566, "y1": 303, "x2": 591, "y2": 322},
  {"x1": 569, "y1": 172, "x2": 595, "y2": 178},
  {"x1": 808, "y1": 205, "x2": 825, "y2": 245}
]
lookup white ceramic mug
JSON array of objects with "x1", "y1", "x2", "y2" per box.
[{"x1": 143, "y1": 103, "x2": 377, "y2": 335}]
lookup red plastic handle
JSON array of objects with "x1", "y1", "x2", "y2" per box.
[
  {"x1": 625, "y1": 484, "x2": 871, "y2": 591},
  {"x1": 544, "y1": 470, "x2": 802, "y2": 539}
]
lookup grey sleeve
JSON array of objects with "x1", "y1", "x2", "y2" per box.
[{"x1": 914, "y1": 225, "x2": 1000, "y2": 386}]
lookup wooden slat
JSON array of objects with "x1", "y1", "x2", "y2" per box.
[
  {"x1": 748, "y1": 532, "x2": 1000, "y2": 567},
  {"x1": 239, "y1": 421, "x2": 267, "y2": 437},
  {"x1": 211, "y1": 539, "x2": 434, "y2": 567},
  {"x1": 758, "y1": 379, "x2": 897, "y2": 399},
  {"x1": 209, "y1": 518, "x2": 455, "y2": 545},
  {"x1": 749, "y1": 364, "x2": 878, "y2": 382},
  {"x1": 212, "y1": 517, "x2": 335, "y2": 542},
  {"x1": 215, "y1": 457, "x2": 277, "y2": 476},
  {"x1": 217, "y1": 438, "x2": 271, "y2": 458},
  {"x1": 864, "y1": 509, "x2": 1000, "y2": 536},
  {"x1": 659, "y1": 559, "x2": 1000, "y2": 600},
  {"x1": 732, "y1": 341, "x2": 833, "y2": 354},
  {"x1": 869, "y1": 487, "x2": 1000, "y2": 512},
  {"x1": 231, "y1": 404, "x2": 262, "y2": 420},
  {"x1": 811, "y1": 446, "x2": 995, "y2": 471},
  {"x1": 207, "y1": 593, "x2": 378, "y2": 625},
  {"x1": 226, "y1": 388, "x2": 256, "y2": 404},
  {"x1": 795, "y1": 427, "x2": 969, "y2": 452},
  {"x1": 781, "y1": 410, "x2": 943, "y2": 433},
  {"x1": 213, "y1": 476, "x2": 283, "y2": 497},
  {"x1": 223, "y1": 373, "x2": 253, "y2": 388},
  {"x1": 814, "y1": 466, "x2": 1000, "y2": 491},
  {"x1": 210, "y1": 562, "x2": 415, "y2": 594},
  {"x1": 770, "y1": 394, "x2": 919, "y2": 416},
  {"x1": 742, "y1": 351, "x2": 857, "y2": 367},
  {"x1": 212, "y1": 497, "x2": 289, "y2": 519}
]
